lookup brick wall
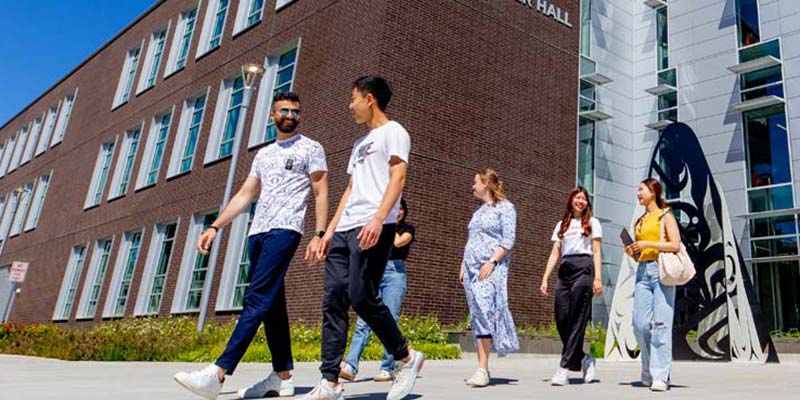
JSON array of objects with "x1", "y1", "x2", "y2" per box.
[{"x1": 0, "y1": 0, "x2": 579, "y2": 327}]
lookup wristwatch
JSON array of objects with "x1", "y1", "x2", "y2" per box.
[
  {"x1": 314, "y1": 230, "x2": 325, "y2": 238},
  {"x1": 209, "y1": 225, "x2": 219, "y2": 233},
  {"x1": 489, "y1": 258, "x2": 498, "y2": 266}
]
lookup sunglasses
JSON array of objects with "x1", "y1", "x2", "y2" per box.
[{"x1": 277, "y1": 108, "x2": 301, "y2": 117}]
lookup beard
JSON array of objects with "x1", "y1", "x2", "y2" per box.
[{"x1": 276, "y1": 118, "x2": 299, "y2": 133}]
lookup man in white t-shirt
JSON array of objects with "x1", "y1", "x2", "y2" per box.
[
  {"x1": 302, "y1": 77, "x2": 424, "y2": 400},
  {"x1": 174, "y1": 92, "x2": 329, "y2": 400}
]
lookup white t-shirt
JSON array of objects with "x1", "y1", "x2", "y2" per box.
[
  {"x1": 337, "y1": 121, "x2": 411, "y2": 232},
  {"x1": 551, "y1": 217, "x2": 602, "y2": 256},
  {"x1": 248, "y1": 134, "x2": 327, "y2": 236}
]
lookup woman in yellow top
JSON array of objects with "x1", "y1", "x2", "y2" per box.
[{"x1": 624, "y1": 178, "x2": 681, "y2": 392}]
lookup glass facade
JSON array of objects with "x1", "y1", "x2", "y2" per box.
[{"x1": 736, "y1": 0, "x2": 761, "y2": 47}]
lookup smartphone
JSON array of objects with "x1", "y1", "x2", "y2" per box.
[{"x1": 620, "y1": 228, "x2": 641, "y2": 259}]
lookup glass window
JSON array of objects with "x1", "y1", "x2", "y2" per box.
[
  {"x1": 748, "y1": 185, "x2": 794, "y2": 213},
  {"x1": 146, "y1": 30, "x2": 168, "y2": 87},
  {"x1": 751, "y1": 237, "x2": 798, "y2": 258},
  {"x1": 751, "y1": 215, "x2": 797, "y2": 238},
  {"x1": 219, "y1": 78, "x2": 244, "y2": 158},
  {"x1": 232, "y1": 206, "x2": 256, "y2": 308},
  {"x1": 580, "y1": 0, "x2": 591, "y2": 57},
  {"x1": 118, "y1": 129, "x2": 141, "y2": 196},
  {"x1": 658, "y1": 68, "x2": 676, "y2": 87},
  {"x1": 754, "y1": 261, "x2": 800, "y2": 332},
  {"x1": 656, "y1": 6, "x2": 669, "y2": 70},
  {"x1": 177, "y1": 9, "x2": 197, "y2": 70},
  {"x1": 745, "y1": 110, "x2": 790, "y2": 188},
  {"x1": 185, "y1": 213, "x2": 218, "y2": 311},
  {"x1": 113, "y1": 232, "x2": 142, "y2": 316},
  {"x1": 180, "y1": 95, "x2": 207, "y2": 173},
  {"x1": 147, "y1": 113, "x2": 172, "y2": 186},
  {"x1": 147, "y1": 223, "x2": 177, "y2": 314},
  {"x1": 740, "y1": 39, "x2": 781, "y2": 63},
  {"x1": 84, "y1": 240, "x2": 113, "y2": 317},
  {"x1": 735, "y1": 0, "x2": 761, "y2": 47},
  {"x1": 247, "y1": 0, "x2": 264, "y2": 27},
  {"x1": 89, "y1": 141, "x2": 116, "y2": 207},
  {"x1": 577, "y1": 117, "x2": 595, "y2": 194},
  {"x1": 58, "y1": 246, "x2": 87, "y2": 320},
  {"x1": 209, "y1": 0, "x2": 230, "y2": 50},
  {"x1": 122, "y1": 49, "x2": 141, "y2": 103}
]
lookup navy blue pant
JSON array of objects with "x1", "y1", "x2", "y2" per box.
[
  {"x1": 320, "y1": 224, "x2": 409, "y2": 383},
  {"x1": 216, "y1": 229, "x2": 301, "y2": 375}
]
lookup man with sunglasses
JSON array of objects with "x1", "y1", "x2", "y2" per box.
[{"x1": 174, "y1": 92, "x2": 329, "y2": 400}]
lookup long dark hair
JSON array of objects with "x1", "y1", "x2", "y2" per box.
[
  {"x1": 397, "y1": 198, "x2": 408, "y2": 227},
  {"x1": 557, "y1": 187, "x2": 593, "y2": 239},
  {"x1": 635, "y1": 178, "x2": 669, "y2": 229}
]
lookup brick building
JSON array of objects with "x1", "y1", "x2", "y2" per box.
[{"x1": 0, "y1": 0, "x2": 579, "y2": 327}]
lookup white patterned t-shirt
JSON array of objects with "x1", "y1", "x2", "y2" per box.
[{"x1": 248, "y1": 134, "x2": 327, "y2": 236}]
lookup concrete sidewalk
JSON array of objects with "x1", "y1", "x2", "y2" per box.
[{"x1": 2, "y1": 353, "x2": 798, "y2": 399}]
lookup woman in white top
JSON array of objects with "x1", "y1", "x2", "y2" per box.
[{"x1": 539, "y1": 186, "x2": 603, "y2": 386}]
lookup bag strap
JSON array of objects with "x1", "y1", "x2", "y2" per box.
[{"x1": 658, "y1": 208, "x2": 670, "y2": 243}]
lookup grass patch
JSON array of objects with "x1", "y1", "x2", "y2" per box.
[{"x1": 0, "y1": 315, "x2": 460, "y2": 362}]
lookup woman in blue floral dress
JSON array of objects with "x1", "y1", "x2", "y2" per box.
[{"x1": 459, "y1": 168, "x2": 519, "y2": 387}]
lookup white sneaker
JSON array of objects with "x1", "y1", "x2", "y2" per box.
[
  {"x1": 650, "y1": 380, "x2": 669, "y2": 392},
  {"x1": 641, "y1": 371, "x2": 653, "y2": 387},
  {"x1": 581, "y1": 355, "x2": 596, "y2": 383},
  {"x1": 339, "y1": 362, "x2": 356, "y2": 381},
  {"x1": 174, "y1": 364, "x2": 223, "y2": 400},
  {"x1": 465, "y1": 368, "x2": 490, "y2": 387},
  {"x1": 551, "y1": 368, "x2": 569, "y2": 386},
  {"x1": 374, "y1": 369, "x2": 393, "y2": 382},
  {"x1": 387, "y1": 350, "x2": 425, "y2": 400},
  {"x1": 301, "y1": 379, "x2": 344, "y2": 400},
  {"x1": 237, "y1": 371, "x2": 295, "y2": 398}
]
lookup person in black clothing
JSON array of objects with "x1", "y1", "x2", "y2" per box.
[{"x1": 338, "y1": 198, "x2": 415, "y2": 382}]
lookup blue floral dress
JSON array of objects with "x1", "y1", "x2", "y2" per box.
[{"x1": 462, "y1": 200, "x2": 519, "y2": 356}]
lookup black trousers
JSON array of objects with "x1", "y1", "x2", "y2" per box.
[
  {"x1": 320, "y1": 224, "x2": 409, "y2": 383},
  {"x1": 555, "y1": 255, "x2": 594, "y2": 371}
]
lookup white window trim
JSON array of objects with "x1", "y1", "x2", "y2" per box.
[
  {"x1": 165, "y1": 2, "x2": 202, "y2": 77},
  {"x1": 0, "y1": 196, "x2": 6, "y2": 232},
  {"x1": 249, "y1": 38, "x2": 302, "y2": 148},
  {"x1": 233, "y1": 0, "x2": 263, "y2": 35},
  {"x1": 36, "y1": 103, "x2": 60, "y2": 156},
  {"x1": 103, "y1": 229, "x2": 145, "y2": 318},
  {"x1": 21, "y1": 115, "x2": 43, "y2": 165},
  {"x1": 168, "y1": 87, "x2": 210, "y2": 178},
  {"x1": 9, "y1": 127, "x2": 28, "y2": 173},
  {"x1": 9, "y1": 181, "x2": 34, "y2": 237},
  {"x1": 0, "y1": 190, "x2": 19, "y2": 238},
  {"x1": 75, "y1": 237, "x2": 116, "y2": 320},
  {"x1": 171, "y1": 209, "x2": 218, "y2": 314},
  {"x1": 113, "y1": 41, "x2": 145, "y2": 109},
  {"x1": 137, "y1": 24, "x2": 172, "y2": 95},
  {"x1": 196, "y1": 0, "x2": 229, "y2": 59},
  {"x1": 215, "y1": 206, "x2": 253, "y2": 311},
  {"x1": 0, "y1": 135, "x2": 16, "y2": 177},
  {"x1": 108, "y1": 123, "x2": 144, "y2": 200},
  {"x1": 0, "y1": 141, "x2": 6, "y2": 179},
  {"x1": 24, "y1": 171, "x2": 51, "y2": 232},
  {"x1": 134, "y1": 219, "x2": 181, "y2": 316},
  {"x1": 52, "y1": 243, "x2": 90, "y2": 321},
  {"x1": 276, "y1": 0, "x2": 295, "y2": 11},
  {"x1": 51, "y1": 88, "x2": 78, "y2": 147},
  {"x1": 135, "y1": 107, "x2": 176, "y2": 191},
  {"x1": 84, "y1": 137, "x2": 119, "y2": 209},
  {"x1": 204, "y1": 76, "x2": 242, "y2": 164}
]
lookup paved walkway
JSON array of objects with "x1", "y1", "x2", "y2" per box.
[{"x1": 2, "y1": 353, "x2": 798, "y2": 399}]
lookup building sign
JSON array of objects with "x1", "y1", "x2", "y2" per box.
[
  {"x1": 516, "y1": 0, "x2": 573, "y2": 28},
  {"x1": 9, "y1": 261, "x2": 28, "y2": 283}
]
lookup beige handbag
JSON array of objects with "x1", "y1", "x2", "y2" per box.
[{"x1": 657, "y1": 209, "x2": 696, "y2": 286}]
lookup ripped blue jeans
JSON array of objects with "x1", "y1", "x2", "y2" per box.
[{"x1": 633, "y1": 260, "x2": 675, "y2": 383}]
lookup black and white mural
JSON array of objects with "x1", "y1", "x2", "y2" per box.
[{"x1": 604, "y1": 122, "x2": 778, "y2": 363}]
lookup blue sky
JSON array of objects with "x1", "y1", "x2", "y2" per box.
[{"x1": 0, "y1": 0, "x2": 155, "y2": 126}]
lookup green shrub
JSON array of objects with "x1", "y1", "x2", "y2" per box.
[{"x1": 0, "y1": 316, "x2": 460, "y2": 363}]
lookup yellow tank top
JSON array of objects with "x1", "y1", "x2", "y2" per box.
[{"x1": 636, "y1": 210, "x2": 663, "y2": 262}]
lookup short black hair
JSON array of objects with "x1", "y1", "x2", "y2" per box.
[
  {"x1": 353, "y1": 76, "x2": 393, "y2": 111},
  {"x1": 272, "y1": 91, "x2": 300, "y2": 109}
]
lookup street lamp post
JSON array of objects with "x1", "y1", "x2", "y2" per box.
[
  {"x1": 1, "y1": 187, "x2": 31, "y2": 323},
  {"x1": 197, "y1": 64, "x2": 264, "y2": 332}
]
